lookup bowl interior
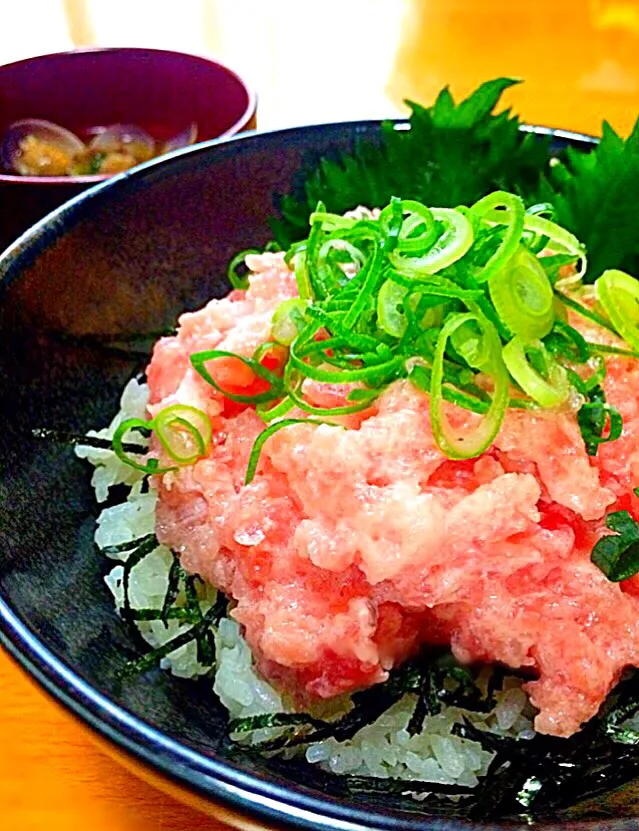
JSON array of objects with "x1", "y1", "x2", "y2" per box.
[
  {"x1": 0, "y1": 47, "x2": 255, "y2": 163},
  {"x1": 0, "y1": 122, "x2": 636, "y2": 831}
]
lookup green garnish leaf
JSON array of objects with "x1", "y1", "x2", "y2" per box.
[
  {"x1": 577, "y1": 384, "x2": 623, "y2": 456},
  {"x1": 271, "y1": 78, "x2": 551, "y2": 248},
  {"x1": 536, "y1": 120, "x2": 639, "y2": 281},
  {"x1": 591, "y1": 510, "x2": 639, "y2": 582}
]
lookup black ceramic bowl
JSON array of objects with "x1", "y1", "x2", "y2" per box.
[{"x1": 1, "y1": 122, "x2": 637, "y2": 831}]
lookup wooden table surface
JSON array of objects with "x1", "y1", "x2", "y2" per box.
[
  {"x1": 0, "y1": 654, "x2": 228, "y2": 831},
  {"x1": 4, "y1": 1, "x2": 639, "y2": 829}
]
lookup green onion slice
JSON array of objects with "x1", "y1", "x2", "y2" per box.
[
  {"x1": 294, "y1": 250, "x2": 313, "y2": 300},
  {"x1": 389, "y1": 208, "x2": 474, "y2": 275},
  {"x1": 256, "y1": 395, "x2": 295, "y2": 423},
  {"x1": 341, "y1": 239, "x2": 384, "y2": 328},
  {"x1": 245, "y1": 418, "x2": 338, "y2": 484},
  {"x1": 316, "y1": 238, "x2": 366, "y2": 294},
  {"x1": 153, "y1": 404, "x2": 212, "y2": 465},
  {"x1": 596, "y1": 269, "x2": 639, "y2": 351},
  {"x1": 379, "y1": 199, "x2": 438, "y2": 255},
  {"x1": 488, "y1": 246, "x2": 555, "y2": 340},
  {"x1": 523, "y1": 214, "x2": 586, "y2": 278},
  {"x1": 227, "y1": 249, "x2": 260, "y2": 290},
  {"x1": 190, "y1": 349, "x2": 283, "y2": 404},
  {"x1": 283, "y1": 364, "x2": 376, "y2": 417},
  {"x1": 577, "y1": 386, "x2": 623, "y2": 456},
  {"x1": 556, "y1": 290, "x2": 618, "y2": 334},
  {"x1": 502, "y1": 337, "x2": 570, "y2": 409},
  {"x1": 430, "y1": 312, "x2": 509, "y2": 459},
  {"x1": 271, "y1": 299, "x2": 308, "y2": 346},
  {"x1": 308, "y1": 211, "x2": 358, "y2": 231},
  {"x1": 544, "y1": 321, "x2": 591, "y2": 364},
  {"x1": 526, "y1": 202, "x2": 556, "y2": 220},
  {"x1": 467, "y1": 191, "x2": 525, "y2": 283},
  {"x1": 377, "y1": 279, "x2": 409, "y2": 337},
  {"x1": 112, "y1": 418, "x2": 177, "y2": 474},
  {"x1": 289, "y1": 336, "x2": 404, "y2": 385}
]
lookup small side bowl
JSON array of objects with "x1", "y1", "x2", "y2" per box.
[{"x1": 0, "y1": 46, "x2": 256, "y2": 251}]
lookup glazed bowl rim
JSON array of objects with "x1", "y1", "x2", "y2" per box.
[{"x1": 2, "y1": 118, "x2": 623, "y2": 831}]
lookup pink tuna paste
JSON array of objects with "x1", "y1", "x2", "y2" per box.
[{"x1": 147, "y1": 252, "x2": 639, "y2": 738}]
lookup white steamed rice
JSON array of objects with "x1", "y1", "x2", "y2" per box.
[{"x1": 78, "y1": 377, "x2": 538, "y2": 791}]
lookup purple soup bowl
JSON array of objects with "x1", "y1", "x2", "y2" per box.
[{"x1": 0, "y1": 46, "x2": 256, "y2": 251}]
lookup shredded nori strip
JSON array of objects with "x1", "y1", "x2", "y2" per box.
[
  {"x1": 126, "y1": 607, "x2": 201, "y2": 623},
  {"x1": 602, "y1": 672, "x2": 639, "y2": 744},
  {"x1": 102, "y1": 533, "x2": 158, "y2": 556},
  {"x1": 33, "y1": 427, "x2": 148, "y2": 455},
  {"x1": 120, "y1": 536, "x2": 163, "y2": 632},
  {"x1": 229, "y1": 712, "x2": 331, "y2": 733},
  {"x1": 407, "y1": 664, "x2": 441, "y2": 736},
  {"x1": 224, "y1": 653, "x2": 639, "y2": 819},
  {"x1": 121, "y1": 591, "x2": 228, "y2": 677},
  {"x1": 160, "y1": 553, "x2": 183, "y2": 624},
  {"x1": 229, "y1": 662, "x2": 423, "y2": 753},
  {"x1": 467, "y1": 758, "x2": 531, "y2": 820},
  {"x1": 182, "y1": 572, "x2": 217, "y2": 665}
]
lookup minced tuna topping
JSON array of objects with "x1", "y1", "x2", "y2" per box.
[{"x1": 146, "y1": 250, "x2": 639, "y2": 739}]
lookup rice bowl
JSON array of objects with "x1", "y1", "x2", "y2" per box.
[
  {"x1": 6, "y1": 80, "x2": 639, "y2": 828},
  {"x1": 76, "y1": 195, "x2": 639, "y2": 815}
]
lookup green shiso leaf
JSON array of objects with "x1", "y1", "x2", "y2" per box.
[
  {"x1": 271, "y1": 78, "x2": 552, "y2": 249},
  {"x1": 536, "y1": 119, "x2": 639, "y2": 281},
  {"x1": 271, "y1": 78, "x2": 639, "y2": 285}
]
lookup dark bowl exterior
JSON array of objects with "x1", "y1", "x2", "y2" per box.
[
  {"x1": 1, "y1": 121, "x2": 635, "y2": 831},
  {"x1": 0, "y1": 47, "x2": 256, "y2": 251}
]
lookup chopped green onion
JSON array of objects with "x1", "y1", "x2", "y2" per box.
[
  {"x1": 526, "y1": 202, "x2": 556, "y2": 220},
  {"x1": 379, "y1": 199, "x2": 438, "y2": 255},
  {"x1": 467, "y1": 191, "x2": 525, "y2": 283},
  {"x1": 308, "y1": 211, "x2": 358, "y2": 231},
  {"x1": 293, "y1": 250, "x2": 313, "y2": 299},
  {"x1": 502, "y1": 338, "x2": 570, "y2": 408},
  {"x1": 556, "y1": 290, "x2": 618, "y2": 335},
  {"x1": 271, "y1": 298, "x2": 308, "y2": 345},
  {"x1": 112, "y1": 418, "x2": 177, "y2": 474},
  {"x1": 256, "y1": 396, "x2": 295, "y2": 422},
  {"x1": 410, "y1": 363, "x2": 489, "y2": 415},
  {"x1": 245, "y1": 418, "x2": 340, "y2": 484},
  {"x1": 316, "y1": 238, "x2": 365, "y2": 293},
  {"x1": 389, "y1": 208, "x2": 474, "y2": 274},
  {"x1": 586, "y1": 342, "x2": 639, "y2": 360},
  {"x1": 596, "y1": 269, "x2": 639, "y2": 351},
  {"x1": 341, "y1": 239, "x2": 384, "y2": 328},
  {"x1": 430, "y1": 312, "x2": 509, "y2": 459},
  {"x1": 283, "y1": 365, "x2": 376, "y2": 417},
  {"x1": 488, "y1": 246, "x2": 555, "y2": 340},
  {"x1": 377, "y1": 278, "x2": 409, "y2": 337},
  {"x1": 289, "y1": 336, "x2": 404, "y2": 385},
  {"x1": 153, "y1": 404, "x2": 211, "y2": 465},
  {"x1": 227, "y1": 249, "x2": 260, "y2": 290},
  {"x1": 523, "y1": 214, "x2": 587, "y2": 278},
  {"x1": 190, "y1": 349, "x2": 283, "y2": 404},
  {"x1": 544, "y1": 321, "x2": 591, "y2": 364},
  {"x1": 591, "y1": 511, "x2": 639, "y2": 582},
  {"x1": 182, "y1": 194, "x2": 633, "y2": 476}
]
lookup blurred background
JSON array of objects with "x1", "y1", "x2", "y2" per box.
[{"x1": 3, "y1": 0, "x2": 639, "y2": 136}]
